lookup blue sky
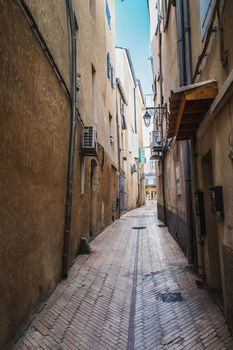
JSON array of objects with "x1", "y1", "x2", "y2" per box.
[{"x1": 116, "y1": 0, "x2": 152, "y2": 96}]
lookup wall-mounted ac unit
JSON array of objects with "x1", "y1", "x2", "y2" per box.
[
  {"x1": 131, "y1": 163, "x2": 138, "y2": 173},
  {"x1": 82, "y1": 126, "x2": 97, "y2": 155}
]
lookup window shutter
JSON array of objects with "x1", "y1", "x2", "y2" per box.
[
  {"x1": 106, "y1": 0, "x2": 111, "y2": 29},
  {"x1": 107, "y1": 52, "x2": 111, "y2": 79},
  {"x1": 111, "y1": 66, "x2": 116, "y2": 89},
  {"x1": 139, "y1": 148, "x2": 146, "y2": 164},
  {"x1": 200, "y1": 0, "x2": 214, "y2": 38},
  {"x1": 133, "y1": 134, "x2": 139, "y2": 159}
]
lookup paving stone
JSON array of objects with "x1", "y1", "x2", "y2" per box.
[{"x1": 15, "y1": 205, "x2": 233, "y2": 350}]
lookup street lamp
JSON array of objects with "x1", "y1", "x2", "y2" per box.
[
  {"x1": 143, "y1": 111, "x2": 152, "y2": 127},
  {"x1": 142, "y1": 105, "x2": 167, "y2": 128},
  {"x1": 143, "y1": 105, "x2": 168, "y2": 160}
]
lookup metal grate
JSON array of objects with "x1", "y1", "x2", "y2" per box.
[{"x1": 161, "y1": 292, "x2": 183, "y2": 303}]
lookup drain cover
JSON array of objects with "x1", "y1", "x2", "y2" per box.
[
  {"x1": 161, "y1": 292, "x2": 183, "y2": 303},
  {"x1": 157, "y1": 224, "x2": 165, "y2": 227},
  {"x1": 132, "y1": 226, "x2": 146, "y2": 230}
]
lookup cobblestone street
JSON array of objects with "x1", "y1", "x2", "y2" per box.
[{"x1": 16, "y1": 205, "x2": 233, "y2": 350}]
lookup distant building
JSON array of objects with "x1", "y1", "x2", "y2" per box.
[{"x1": 116, "y1": 47, "x2": 146, "y2": 212}]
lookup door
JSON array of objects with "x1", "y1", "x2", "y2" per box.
[{"x1": 202, "y1": 151, "x2": 223, "y2": 307}]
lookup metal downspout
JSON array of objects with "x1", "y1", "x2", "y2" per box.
[
  {"x1": 182, "y1": 0, "x2": 195, "y2": 266},
  {"x1": 157, "y1": 0, "x2": 167, "y2": 224},
  {"x1": 183, "y1": 0, "x2": 192, "y2": 85},
  {"x1": 176, "y1": 0, "x2": 194, "y2": 264},
  {"x1": 116, "y1": 96, "x2": 121, "y2": 219},
  {"x1": 183, "y1": 0, "x2": 203, "y2": 272},
  {"x1": 62, "y1": 0, "x2": 77, "y2": 278},
  {"x1": 133, "y1": 83, "x2": 140, "y2": 206},
  {"x1": 176, "y1": 0, "x2": 186, "y2": 86}
]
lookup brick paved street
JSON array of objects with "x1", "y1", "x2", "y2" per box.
[{"x1": 16, "y1": 204, "x2": 233, "y2": 350}]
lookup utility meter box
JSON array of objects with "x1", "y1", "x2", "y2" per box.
[{"x1": 209, "y1": 186, "x2": 224, "y2": 219}]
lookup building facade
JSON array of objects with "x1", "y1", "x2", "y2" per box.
[
  {"x1": 148, "y1": 0, "x2": 233, "y2": 332},
  {"x1": 116, "y1": 47, "x2": 146, "y2": 213},
  {"x1": 0, "y1": 0, "x2": 119, "y2": 348}
]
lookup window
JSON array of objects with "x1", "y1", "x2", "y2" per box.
[
  {"x1": 139, "y1": 148, "x2": 146, "y2": 165},
  {"x1": 199, "y1": 0, "x2": 215, "y2": 39},
  {"x1": 111, "y1": 66, "x2": 116, "y2": 89},
  {"x1": 91, "y1": 65, "x2": 97, "y2": 122},
  {"x1": 106, "y1": 0, "x2": 111, "y2": 29},
  {"x1": 107, "y1": 52, "x2": 111, "y2": 79},
  {"x1": 120, "y1": 98, "x2": 127, "y2": 130},
  {"x1": 153, "y1": 75, "x2": 157, "y2": 97},
  {"x1": 121, "y1": 131, "x2": 126, "y2": 159},
  {"x1": 109, "y1": 113, "x2": 114, "y2": 145},
  {"x1": 120, "y1": 98, "x2": 124, "y2": 116},
  {"x1": 89, "y1": 0, "x2": 96, "y2": 19},
  {"x1": 161, "y1": 0, "x2": 171, "y2": 31}
]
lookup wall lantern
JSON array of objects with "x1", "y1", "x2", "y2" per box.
[
  {"x1": 143, "y1": 105, "x2": 167, "y2": 128},
  {"x1": 143, "y1": 111, "x2": 152, "y2": 127}
]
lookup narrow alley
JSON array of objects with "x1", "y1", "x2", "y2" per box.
[{"x1": 16, "y1": 204, "x2": 233, "y2": 350}]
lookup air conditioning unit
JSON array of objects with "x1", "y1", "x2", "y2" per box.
[
  {"x1": 82, "y1": 126, "x2": 97, "y2": 155},
  {"x1": 131, "y1": 163, "x2": 138, "y2": 173}
]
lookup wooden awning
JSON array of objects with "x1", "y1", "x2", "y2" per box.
[{"x1": 167, "y1": 80, "x2": 218, "y2": 140}]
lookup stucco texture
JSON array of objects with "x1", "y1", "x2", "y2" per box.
[{"x1": 0, "y1": 2, "x2": 72, "y2": 348}]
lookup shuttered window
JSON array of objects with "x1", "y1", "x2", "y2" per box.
[
  {"x1": 161, "y1": 0, "x2": 171, "y2": 31},
  {"x1": 139, "y1": 148, "x2": 146, "y2": 164},
  {"x1": 106, "y1": 0, "x2": 111, "y2": 29},
  {"x1": 199, "y1": 0, "x2": 215, "y2": 39},
  {"x1": 107, "y1": 52, "x2": 111, "y2": 79}
]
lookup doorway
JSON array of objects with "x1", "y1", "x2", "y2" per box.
[
  {"x1": 202, "y1": 151, "x2": 223, "y2": 308},
  {"x1": 90, "y1": 159, "x2": 98, "y2": 240}
]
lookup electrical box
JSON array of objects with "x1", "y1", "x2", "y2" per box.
[
  {"x1": 195, "y1": 191, "x2": 206, "y2": 235},
  {"x1": 209, "y1": 186, "x2": 224, "y2": 219}
]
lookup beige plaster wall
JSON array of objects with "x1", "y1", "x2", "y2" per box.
[{"x1": 0, "y1": 0, "x2": 118, "y2": 348}]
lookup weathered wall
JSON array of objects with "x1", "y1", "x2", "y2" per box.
[
  {"x1": 150, "y1": 0, "x2": 233, "y2": 333},
  {"x1": 0, "y1": 2, "x2": 72, "y2": 348},
  {"x1": 151, "y1": 4, "x2": 188, "y2": 251},
  {"x1": 24, "y1": 0, "x2": 70, "y2": 88},
  {"x1": 0, "y1": 0, "x2": 118, "y2": 348},
  {"x1": 189, "y1": 0, "x2": 233, "y2": 331},
  {"x1": 196, "y1": 95, "x2": 233, "y2": 330},
  {"x1": 116, "y1": 48, "x2": 140, "y2": 211}
]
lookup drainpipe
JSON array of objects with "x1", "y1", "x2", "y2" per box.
[
  {"x1": 133, "y1": 82, "x2": 141, "y2": 206},
  {"x1": 176, "y1": 0, "x2": 186, "y2": 86},
  {"x1": 176, "y1": 0, "x2": 194, "y2": 265},
  {"x1": 116, "y1": 95, "x2": 121, "y2": 218},
  {"x1": 62, "y1": 0, "x2": 77, "y2": 278},
  {"x1": 183, "y1": 0, "x2": 192, "y2": 85},
  {"x1": 157, "y1": 0, "x2": 166, "y2": 224},
  {"x1": 180, "y1": 0, "x2": 195, "y2": 266},
  {"x1": 184, "y1": 0, "x2": 203, "y2": 271}
]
